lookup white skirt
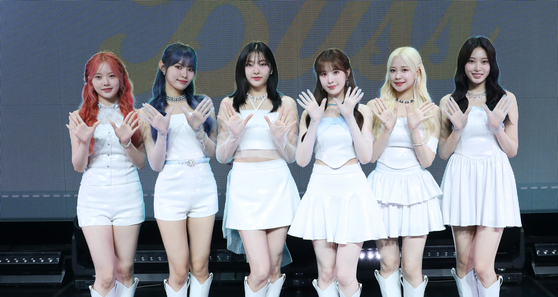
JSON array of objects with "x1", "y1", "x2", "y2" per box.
[
  {"x1": 441, "y1": 152, "x2": 522, "y2": 228},
  {"x1": 225, "y1": 159, "x2": 300, "y2": 230},
  {"x1": 288, "y1": 163, "x2": 387, "y2": 244},
  {"x1": 154, "y1": 162, "x2": 218, "y2": 220},
  {"x1": 77, "y1": 181, "x2": 144, "y2": 227},
  {"x1": 368, "y1": 163, "x2": 444, "y2": 237}
]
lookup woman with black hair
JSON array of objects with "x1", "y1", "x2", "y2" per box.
[
  {"x1": 216, "y1": 41, "x2": 300, "y2": 297},
  {"x1": 439, "y1": 36, "x2": 521, "y2": 297},
  {"x1": 140, "y1": 43, "x2": 217, "y2": 297}
]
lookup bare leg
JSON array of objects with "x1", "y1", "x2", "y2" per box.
[
  {"x1": 376, "y1": 238, "x2": 400, "y2": 278},
  {"x1": 239, "y1": 230, "x2": 271, "y2": 292},
  {"x1": 157, "y1": 219, "x2": 190, "y2": 292},
  {"x1": 336, "y1": 242, "x2": 363, "y2": 296},
  {"x1": 82, "y1": 225, "x2": 116, "y2": 296},
  {"x1": 312, "y1": 240, "x2": 337, "y2": 290},
  {"x1": 113, "y1": 224, "x2": 141, "y2": 287},
  {"x1": 266, "y1": 227, "x2": 288, "y2": 283},
  {"x1": 472, "y1": 226, "x2": 504, "y2": 287},
  {"x1": 400, "y1": 235, "x2": 427, "y2": 288},
  {"x1": 188, "y1": 215, "x2": 215, "y2": 283},
  {"x1": 452, "y1": 226, "x2": 477, "y2": 278}
]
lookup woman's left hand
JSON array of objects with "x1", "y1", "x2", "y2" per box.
[
  {"x1": 333, "y1": 86, "x2": 364, "y2": 120},
  {"x1": 483, "y1": 95, "x2": 512, "y2": 133},
  {"x1": 110, "y1": 111, "x2": 140, "y2": 145},
  {"x1": 406, "y1": 102, "x2": 436, "y2": 131},
  {"x1": 264, "y1": 106, "x2": 297, "y2": 140},
  {"x1": 183, "y1": 97, "x2": 213, "y2": 132}
]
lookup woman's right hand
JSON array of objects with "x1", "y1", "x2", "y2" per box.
[
  {"x1": 296, "y1": 89, "x2": 326, "y2": 122},
  {"x1": 370, "y1": 97, "x2": 397, "y2": 131},
  {"x1": 140, "y1": 103, "x2": 173, "y2": 136},
  {"x1": 66, "y1": 112, "x2": 100, "y2": 143},
  {"x1": 217, "y1": 101, "x2": 252, "y2": 137},
  {"x1": 442, "y1": 96, "x2": 472, "y2": 133}
]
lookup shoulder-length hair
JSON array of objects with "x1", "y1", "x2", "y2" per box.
[
  {"x1": 147, "y1": 43, "x2": 213, "y2": 140},
  {"x1": 230, "y1": 41, "x2": 283, "y2": 112},
  {"x1": 452, "y1": 36, "x2": 508, "y2": 124},
  {"x1": 79, "y1": 51, "x2": 141, "y2": 152}
]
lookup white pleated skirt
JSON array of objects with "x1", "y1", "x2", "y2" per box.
[
  {"x1": 441, "y1": 152, "x2": 522, "y2": 228},
  {"x1": 288, "y1": 163, "x2": 387, "y2": 244},
  {"x1": 225, "y1": 159, "x2": 300, "y2": 230},
  {"x1": 367, "y1": 163, "x2": 445, "y2": 237},
  {"x1": 154, "y1": 162, "x2": 218, "y2": 220}
]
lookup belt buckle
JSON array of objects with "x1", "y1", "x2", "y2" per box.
[{"x1": 186, "y1": 159, "x2": 196, "y2": 167}]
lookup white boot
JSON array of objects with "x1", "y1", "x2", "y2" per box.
[
  {"x1": 164, "y1": 278, "x2": 189, "y2": 297},
  {"x1": 266, "y1": 274, "x2": 285, "y2": 297},
  {"x1": 401, "y1": 275, "x2": 428, "y2": 297},
  {"x1": 338, "y1": 282, "x2": 362, "y2": 297},
  {"x1": 189, "y1": 272, "x2": 213, "y2": 297},
  {"x1": 312, "y1": 279, "x2": 339, "y2": 297},
  {"x1": 375, "y1": 270, "x2": 401, "y2": 297},
  {"x1": 452, "y1": 268, "x2": 478, "y2": 297},
  {"x1": 116, "y1": 278, "x2": 139, "y2": 297},
  {"x1": 477, "y1": 275, "x2": 503, "y2": 297},
  {"x1": 245, "y1": 276, "x2": 268, "y2": 297},
  {"x1": 90, "y1": 284, "x2": 118, "y2": 297}
]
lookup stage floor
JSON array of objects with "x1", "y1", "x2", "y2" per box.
[{"x1": 0, "y1": 274, "x2": 557, "y2": 297}]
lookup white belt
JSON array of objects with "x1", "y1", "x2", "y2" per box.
[{"x1": 165, "y1": 158, "x2": 209, "y2": 167}]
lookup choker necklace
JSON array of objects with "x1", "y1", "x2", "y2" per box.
[
  {"x1": 166, "y1": 93, "x2": 186, "y2": 102},
  {"x1": 466, "y1": 90, "x2": 486, "y2": 101},
  {"x1": 396, "y1": 98, "x2": 414, "y2": 104},
  {"x1": 246, "y1": 92, "x2": 268, "y2": 101},
  {"x1": 327, "y1": 103, "x2": 337, "y2": 106}
]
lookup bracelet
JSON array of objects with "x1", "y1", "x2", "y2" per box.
[
  {"x1": 412, "y1": 140, "x2": 425, "y2": 147},
  {"x1": 196, "y1": 130, "x2": 207, "y2": 141},
  {"x1": 382, "y1": 114, "x2": 392, "y2": 125},
  {"x1": 491, "y1": 123, "x2": 505, "y2": 135},
  {"x1": 120, "y1": 138, "x2": 132, "y2": 148}
]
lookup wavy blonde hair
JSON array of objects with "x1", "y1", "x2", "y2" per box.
[{"x1": 373, "y1": 47, "x2": 435, "y2": 140}]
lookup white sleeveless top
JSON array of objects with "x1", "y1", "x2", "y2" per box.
[
  {"x1": 315, "y1": 117, "x2": 357, "y2": 169},
  {"x1": 166, "y1": 114, "x2": 206, "y2": 160},
  {"x1": 454, "y1": 107, "x2": 503, "y2": 158},
  {"x1": 81, "y1": 102, "x2": 139, "y2": 186}
]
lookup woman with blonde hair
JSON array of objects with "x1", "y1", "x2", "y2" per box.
[{"x1": 367, "y1": 47, "x2": 444, "y2": 297}]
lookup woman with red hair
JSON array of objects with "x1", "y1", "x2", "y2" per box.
[{"x1": 67, "y1": 52, "x2": 145, "y2": 297}]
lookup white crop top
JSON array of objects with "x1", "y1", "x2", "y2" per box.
[
  {"x1": 237, "y1": 110, "x2": 278, "y2": 151},
  {"x1": 81, "y1": 102, "x2": 140, "y2": 186},
  {"x1": 166, "y1": 114, "x2": 206, "y2": 160},
  {"x1": 454, "y1": 107, "x2": 503, "y2": 158},
  {"x1": 315, "y1": 117, "x2": 357, "y2": 169},
  {"x1": 377, "y1": 117, "x2": 438, "y2": 169}
]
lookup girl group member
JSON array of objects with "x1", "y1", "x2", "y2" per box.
[
  {"x1": 440, "y1": 36, "x2": 520, "y2": 297},
  {"x1": 288, "y1": 48, "x2": 387, "y2": 297},
  {"x1": 140, "y1": 43, "x2": 218, "y2": 297},
  {"x1": 68, "y1": 52, "x2": 144, "y2": 297},
  {"x1": 216, "y1": 41, "x2": 300, "y2": 297},
  {"x1": 367, "y1": 47, "x2": 444, "y2": 297}
]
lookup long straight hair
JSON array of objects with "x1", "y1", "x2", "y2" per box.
[
  {"x1": 451, "y1": 36, "x2": 508, "y2": 124},
  {"x1": 79, "y1": 51, "x2": 141, "y2": 152},
  {"x1": 230, "y1": 41, "x2": 283, "y2": 112},
  {"x1": 147, "y1": 43, "x2": 213, "y2": 140}
]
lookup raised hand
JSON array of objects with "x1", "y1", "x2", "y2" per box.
[
  {"x1": 371, "y1": 97, "x2": 397, "y2": 131},
  {"x1": 407, "y1": 101, "x2": 436, "y2": 131},
  {"x1": 110, "y1": 111, "x2": 140, "y2": 145},
  {"x1": 442, "y1": 97, "x2": 472, "y2": 132},
  {"x1": 296, "y1": 89, "x2": 326, "y2": 122},
  {"x1": 183, "y1": 97, "x2": 213, "y2": 132},
  {"x1": 140, "y1": 103, "x2": 173, "y2": 135},
  {"x1": 264, "y1": 106, "x2": 297, "y2": 140},
  {"x1": 217, "y1": 101, "x2": 252, "y2": 137},
  {"x1": 333, "y1": 86, "x2": 364, "y2": 119},
  {"x1": 484, "y1": 95, "x2": 512, "y2": 134},
  {"x1": 66, "y1": 112, "x2": 100, "y2": 143}
]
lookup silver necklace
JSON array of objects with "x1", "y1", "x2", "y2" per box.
[
  {"x1": 247, "y1": 92, "x2": 267, "y2": 110},
  {"x1": 166, "y1": 93, "x2": 186, "y2": 102},
  {"x1": 466, "y1": 90, "x2": 486, "y2": 101},
  {"x1": 395, "y1": 98, "x2": 414, "y2": 104}
]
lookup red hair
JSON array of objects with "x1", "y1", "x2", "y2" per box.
[{"x1": 79, "y1": 52, "x2": 142, "y2": 152}]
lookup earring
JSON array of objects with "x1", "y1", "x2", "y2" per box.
[
  {"x1": 345, "y1": 79, "x2": 349, "y2": 86},
  {"x1": 162, "y1": 71, "x2": 166, "y2": 75}
]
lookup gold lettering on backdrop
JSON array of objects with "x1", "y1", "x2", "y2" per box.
[{"x1": 100, "y1": 1, "x2": 268, "y2": 97}]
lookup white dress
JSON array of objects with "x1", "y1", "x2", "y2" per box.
[
  {"x1": 77, "y1": 102, "x2": 144, "y2": 227},
  {"x1": 288, "y1": 116, "x2": 387, "y2": 244},
  {"x1": 154, "y1": 114, "x2": 218, "y2": 221},
  {"x1": 441, "y1": 107, "x2": 521, "y2": 227},
  {"x1": 367, "y1": 118, "x2": 444, "y2": 237}
]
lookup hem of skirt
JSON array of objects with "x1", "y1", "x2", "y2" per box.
[
  {"x1": 228, "y1": 223, "x2": 292, "y2": 231},
  {"x1": 377, "y1": 194, "x2": 442, "y2": 207},
  {"x1": 445, "y1": 222, "x2": 522, "y2": 228},
  {"x1": 288, "y1": 233, "x2": 385, "y2": 244}
]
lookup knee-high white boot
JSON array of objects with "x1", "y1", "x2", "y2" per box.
[
  {"x1": 401, "y1": 276, "x2": 428, "y2": 297},
  {"x1": 312, "y1": 279, "x2": 339, "y2": 297},
  {"x1": 337, "y1": 283, "x2": 362, "y2": 297},
  {"x1": 265, "y1": 274, "x2": 285, "y2": 297},
  {"x1": 375, "y1": 270, "x2": 401, "y2": 297},
  {"x1": 452, "y1": 268, "x2": 478, "y2": 297},
  {"x1": 116, "y1": 278, "x2": 139, "y2": 297},
  {"x1": 477, "y1": 275, "x2": 503, "y2": 297},
  {"x1": 189, "y1": 273, "x2": 213, "y2": 297},
  {"x1": 245, "y1": 276, "x2": 269, "y2": 297},
  {"x1": 164, "y1": 278, "x2": 189, "y2": 297},
  {"x1": 90, "y1": 284, "x2": 118, "y2": 297}
]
